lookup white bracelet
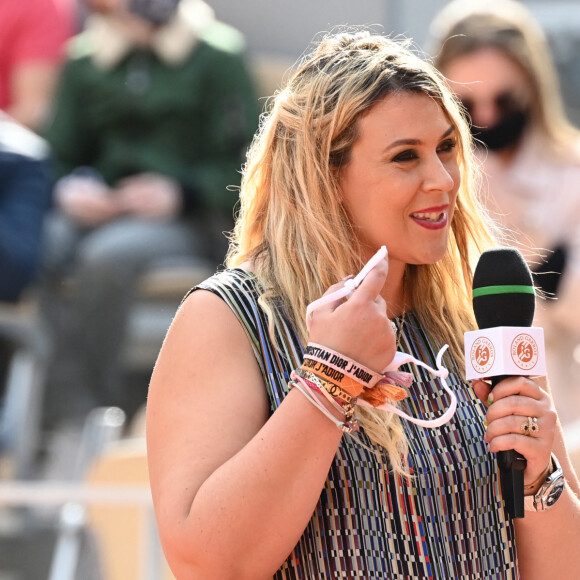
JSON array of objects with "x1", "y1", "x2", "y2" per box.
[{"x1": 289, "y1": 380, "x2": 359, "y2": 433}]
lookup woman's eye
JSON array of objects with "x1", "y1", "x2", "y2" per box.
[
  {"x1": 438, "y1": 139, "x2": 457, "y2": 154},
  {"x1": 392, "y1": 149, "x2": 418, "y2": 162}
]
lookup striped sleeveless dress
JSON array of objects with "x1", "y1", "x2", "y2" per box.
[{"x1": 194, "y1": 268, "x2": 519, "y2": 579}]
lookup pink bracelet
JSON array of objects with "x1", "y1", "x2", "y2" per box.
[
  {"x1": 289, "y1": 378, "x2": 359, "y2": 433},
  {"x1": 293, "y1": 369, "x2": 357, "y2": 416}
]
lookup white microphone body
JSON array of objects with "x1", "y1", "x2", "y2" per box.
[{"x1": 464, "y1": 326, "x2": 546, "y2": 381}]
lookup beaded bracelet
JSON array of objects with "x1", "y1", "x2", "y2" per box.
[
  {"x1": 297, "y1": 367, "x2": 357, "y2": 407},
  {"x1": 301, "y1": 358, "x2": 366, "y2": 397},
  {"x1": 294, "y1": 369, "x2": 357, "y2": 419},
  {"x1": 289, "y1": 378, "x2": 359, "y2": 433},
  {"x1": 292, "y1": 371, "x2": 350, "y2": 417}
]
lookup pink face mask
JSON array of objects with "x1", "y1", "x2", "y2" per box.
[{"x1": 306, "y1": 246, "x2": 457, "y2": 429}]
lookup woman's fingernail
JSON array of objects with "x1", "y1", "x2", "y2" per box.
[
  {"x1": 487, "y1": 393, "x2": 494, "y2": 406},
  {"x1": 341, "y1": 275, "x2": 354, "y2": 282}
]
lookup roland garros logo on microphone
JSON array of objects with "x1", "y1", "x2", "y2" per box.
[
  {"x1": 470, "y1": 336, "x2": 495, "y2": 374},
  {"x1": 511, "y1": 333, "x2": 539, "y2": 371}
]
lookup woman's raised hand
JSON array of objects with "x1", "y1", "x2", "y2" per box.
[{"x1": 307, "y1": 253, "x2": 397, "y2": 374}]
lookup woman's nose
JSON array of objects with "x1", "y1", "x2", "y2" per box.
[
  {"x1": 424, "y1": 155, "x2": 456, "y2": 193},
  {"x1": 469, "y1": 99, "x2": 500, "y2": 128}
]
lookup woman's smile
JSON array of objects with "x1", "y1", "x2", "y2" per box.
[
  {"x1": 339, "y1": 91, "x2": 460, "y2": 268},
  {"x1": 410, "y1": 204, "x2": 450, "y2": 229}
]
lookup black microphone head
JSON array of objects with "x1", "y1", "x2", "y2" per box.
[{"x1": 473, "y1": 247, "x2": 536, "y2": 328}]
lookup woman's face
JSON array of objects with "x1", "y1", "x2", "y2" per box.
[
  {"x1": 442, "y1": 46, "x2": 532, "y2": 130},
  {"x1": 339, "y1": 91, "x2": 460, "y2": 270}
]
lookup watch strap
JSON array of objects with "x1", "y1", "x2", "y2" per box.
[{"x1": 524, "y1": 453, "x2": 565, "y2": 512}]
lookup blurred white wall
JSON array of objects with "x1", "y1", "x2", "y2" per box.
[
  {"x1": 207, "y1": 0, "x2": 580, "y2": 123},
  {"x1": 207, "y1": 0, "x2": 449, "y2": 60}
]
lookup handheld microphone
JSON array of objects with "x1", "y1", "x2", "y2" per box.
[{"x1": 471, "y1": 247, "x2": 538, "y2": 519}]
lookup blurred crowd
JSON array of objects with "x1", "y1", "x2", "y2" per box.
[
  {"x1": 0, "y1": 0, "x2": 260, "y2": 482},
  {"x1": 1, "y1": 0, "x2": 580, "y2": 491}
]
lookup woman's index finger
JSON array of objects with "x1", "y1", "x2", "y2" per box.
[{"x1": 349, "y1": 253, "x2": 389, "y2": 302}]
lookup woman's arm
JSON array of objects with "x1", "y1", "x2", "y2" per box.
[
  {"x1": 474, "y1": 376, "x2": 580, "y2": 579},
  {"x1": 146, "y1": 254, "x2": 394, "y2": 579},
  {"x1": 514, "y1": 420, "x2": 580, "y2": 580},
  {"x1": 146, "y1": 290, "x2": 343, "y2": 579}
]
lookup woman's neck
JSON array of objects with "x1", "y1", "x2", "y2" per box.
[{"x1": 384, "y1": 261, "x2": 407, "y2": 319}]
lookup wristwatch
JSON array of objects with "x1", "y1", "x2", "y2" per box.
[{"x1": 524, "y1": 454, "x2": 565, "y2": 512}]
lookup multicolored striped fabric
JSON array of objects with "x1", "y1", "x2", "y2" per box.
[{"x1": 195, "y1": 268, "x2": 519, "y2": 579}]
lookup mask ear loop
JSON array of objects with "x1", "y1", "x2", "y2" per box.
[
  {"x1": 358, "y1": 345, "x2": 457, "y2": 428},
  {"x1": 304, "y1": 245, "x2": 458, "y2": 428},
  {"x1": 305, "y1": 246, "x2": 388, "y2": 328}
]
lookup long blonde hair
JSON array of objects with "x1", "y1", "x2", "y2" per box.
[{"x1": 227, "y1": 29, "x2": 498, "y2": 474}]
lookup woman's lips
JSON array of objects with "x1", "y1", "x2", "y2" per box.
[{"x1": 410, "y1": 207, "x2": 449, "y2": 230}]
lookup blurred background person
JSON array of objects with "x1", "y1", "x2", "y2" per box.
[
  {"x1": 428, "y1": 0, "x2": 580, "y2": 426},
  {"x1": 0, "y1": 113, "x2": 52, "y2": 393},
  {"x1": 0, "y1": 0, "x2": 76, "y2": 132},
  {"x1": 0, "y1": 114, "x2": 51, "y2": 304},
  {"x1": 38, "y1": 0, "x2": 260, "y2": 438}
]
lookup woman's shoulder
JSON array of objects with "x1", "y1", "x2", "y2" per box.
[
  {"x1": 174, "y1": 267, "x2": 263, "y2": 347},
  {"x1": 178, "y1": 265, "x2": 264, "y2": 321},
  {"x1": 194, "y1": 265, "x2": 260, "y2": 296}
]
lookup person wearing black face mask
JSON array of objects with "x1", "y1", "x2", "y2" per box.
[
  {"x1": 462, "y1": 90, "x2": 530, "y2": 152},
  {"x1": 428, "y1": 0, "x2": 580, "y2": 430}
]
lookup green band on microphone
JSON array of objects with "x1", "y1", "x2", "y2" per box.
[{"x1": 472, "y1": 284, "x2": 535, "y2": 298}]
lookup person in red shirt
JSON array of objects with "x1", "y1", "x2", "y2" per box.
[{"x1": 0, "y1": 0, "x2": 75, "y2": 131}]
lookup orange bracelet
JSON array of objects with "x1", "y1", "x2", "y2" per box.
[
  {"x1": 298, "y1": 368, "x2": 357, "y2": 406},
  {"x1": 301, "y1": 360, "x2": 365, "y2": 397}
]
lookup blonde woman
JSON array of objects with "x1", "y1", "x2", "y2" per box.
[
  {"x1": 429, "y1": 0, "x2": 580, "y2": 427},
  {"x1": 146, "y1": 29, "x2": 580, "y2": 579}
]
